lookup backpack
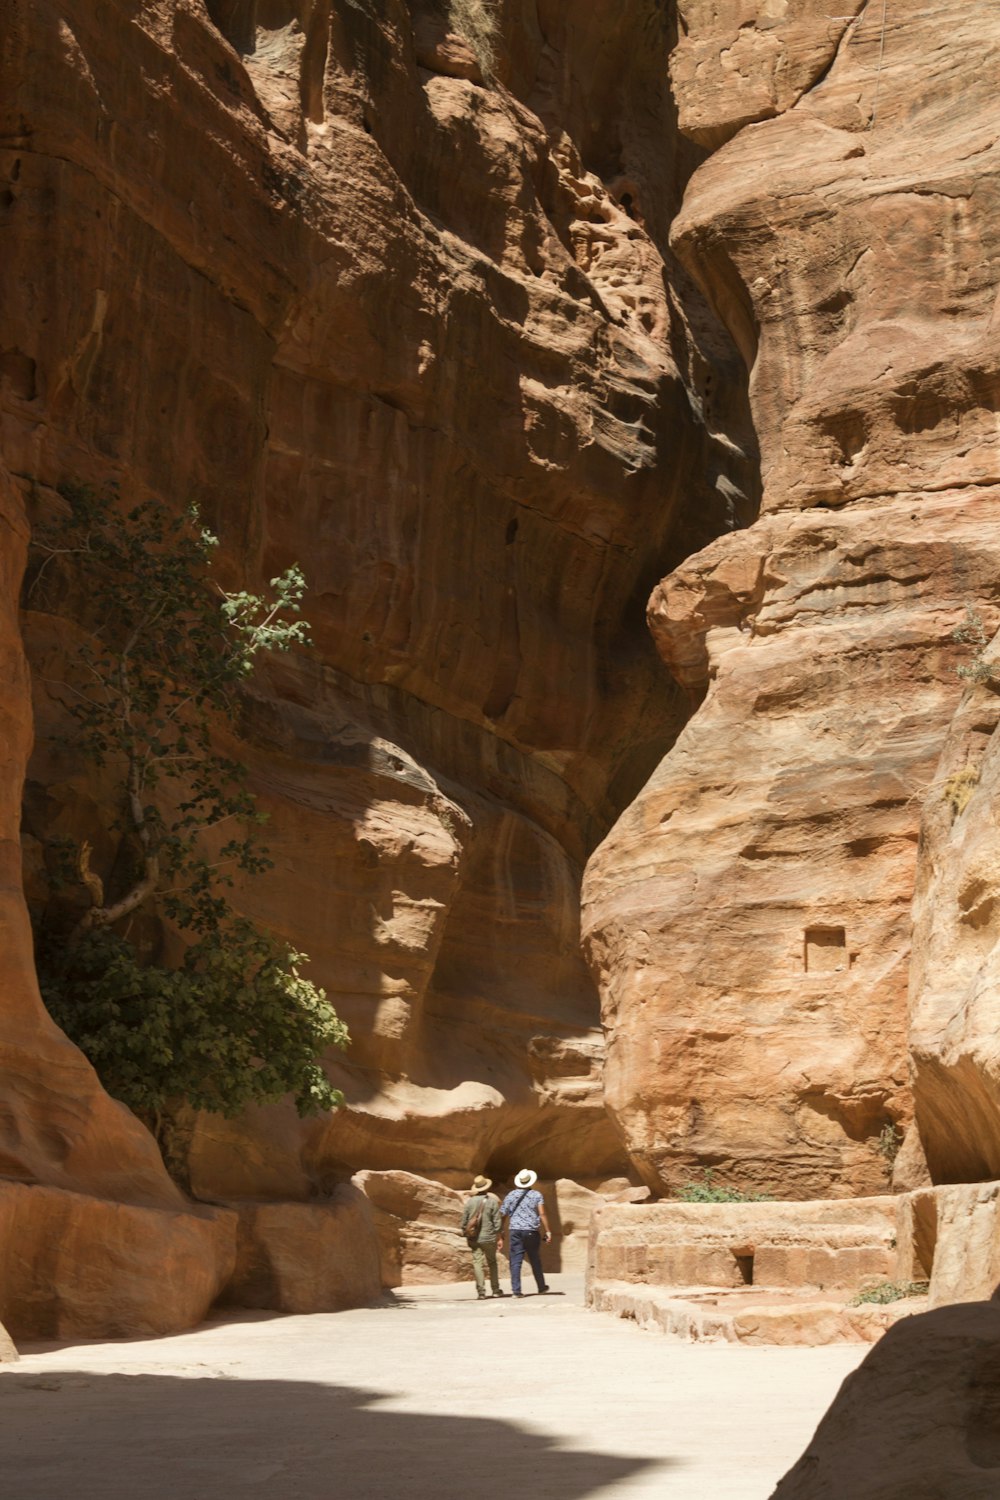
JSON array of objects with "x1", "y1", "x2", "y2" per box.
[{"x1": 463, "y1": 1195, "x2": 486, "y2": 1244}]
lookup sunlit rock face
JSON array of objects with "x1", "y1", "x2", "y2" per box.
[
  {"x1": 583, "y1": 3, "x2": 1000, "y2": 1197},
  {"x1": 908, "y1": 662, "x2": 1000, "y2": 1187},
  {"x1": 1, "y1": 0, "x2": 751, "y2": 1282}
]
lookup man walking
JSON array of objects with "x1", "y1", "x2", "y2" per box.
[
  {"x1": 501, "y1": 1168, "x2": 553, "y2": 1297},
  {"x1": 461, "y1": 1174, "x2": 506, "y2": 1300}
]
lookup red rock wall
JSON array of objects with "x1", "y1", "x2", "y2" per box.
[
  {"x1": 0, "y1": 0, "x2": 752, "y2": 1328},
  {"x1": 12, "y1": 0, "x2": 999, "y2": 1336},
  {"x1": 0, "y1": 455, "x2": 241, "y2": 1338},
  {"x1": 583, "y1": 2, "x2": 1000, "y2": 1198}
]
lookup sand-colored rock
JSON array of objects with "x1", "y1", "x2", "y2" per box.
[
  {"x1": 671, "y1": 2, "x2": 866, "y2": 150},
  {"x1": 0, "y1": 0, "x2": 760, "y2": 1328},
  {"x1": 586, "y1": 1196, "x2": 930, "y2": 1347},
  {"x1": 352, "y1": 1170, "x2": 622, "y2": 1285},
  {"x1": 220, "y1": 1185, "x2": 381, "y2": 1314},
  {"x1": 3, "y1": 0, "x2": 753, "y2": 1260},
  {"x1": 590, "y1": 1282, "x2": 918, "y2": 1348},
  {"x1": 772, "y1": 1298, "x2": 1000, "y2": 1498},
  {"x1": 0, "y1": 1180, "x2": 236, "y2": 1341},
  {"x1": 587, "y1": 1199, "x2": 898, "y2": 1298},
  {"x1": 353, "y1": 1169, "x2": 470, "y2": 1286},
  {"x1": 907, "y1": 673, "x2": 1000, "y2": 1184},
  {"x1": 0, "y1": 1320, "x2": 17, "y2": 1362},
  {"x1": 583, "y1": 1, "x2": 1000, "y2": 1198},
  {"x1": 894, "y1": 1181, "x2": 1000, "y2": 1311},
  {"x1": 541, "y1": 1178, "x2": 603, "y2": 1275}
]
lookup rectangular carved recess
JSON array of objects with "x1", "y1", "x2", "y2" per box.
[
  {"x1": 804, "y1": 925, "x2": 847, "y2": 974},
  {"x1": 733, "y1": 1252, "x2": 754, "y2": 1286}
]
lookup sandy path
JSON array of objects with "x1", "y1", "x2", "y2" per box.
[{"x1": 0, "y1": 1275, "x2": 862, "y2": 1499}]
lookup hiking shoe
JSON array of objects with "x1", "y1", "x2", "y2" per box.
[
  {"x1": 491, "y1": 1290, "x2": 507, "y2": 1298},
  {"x1": 537, "y1": 1286, "x2": 551, "y2": 1294}
]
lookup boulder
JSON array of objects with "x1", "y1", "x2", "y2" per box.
[
  {"x1": 894, "y1": 1181, "x2": 1000, "y2": 1310},
  {"x1": 772, "y1": 1299, "x2": 1000, "y2": 1497},
  {"x1": 352, "y1": 1170, "x2": 470, "y2": 1286},
  {"x1": 220, "y1": 1186, "x2": 382, "y2": 1314},
  {"x1": 0, "y1": 1181, "x2": 236, "y2": 1341},
  {"x1": 541, "y1": 1178, "x2": 603, "y2": 1275},
  {"x1": 220, "y1": 1182, "x2": 380, "y2": 1314}
]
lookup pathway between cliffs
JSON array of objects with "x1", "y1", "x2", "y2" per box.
[{"x1": 1, "y1": 1276, "x2": 864, "y2": 1499}]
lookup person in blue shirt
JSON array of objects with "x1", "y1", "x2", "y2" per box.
[{"x1": 500, "y1": 1168, "x2": 553, "y2": 1297}]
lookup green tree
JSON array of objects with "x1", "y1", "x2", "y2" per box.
[{"x1": 28, "y1": 484, "x2": 347, "y2": 1132}]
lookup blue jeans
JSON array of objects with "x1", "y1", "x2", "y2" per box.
[{"x1": 508, "y1": 1229, "x2": 547, "y2": 1294}]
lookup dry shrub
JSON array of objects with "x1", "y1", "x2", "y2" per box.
[
  {"x1": 943, "y1": 764, "x2": 980, "y2": 817},
  {"x1": 447, "y1": 0, "x2": 499, "y2": 79}
]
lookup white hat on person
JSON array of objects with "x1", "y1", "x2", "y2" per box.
[{"x1": 514, "y1": 1168, "x2": 537, "y2": 1188}]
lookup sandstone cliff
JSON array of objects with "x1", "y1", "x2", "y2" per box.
[
  {"x1": 0, "y1": 0, "x2": 752, "y2": 1331},
  {"x1": 7, "y1": 0, "x2": 1000, "y2": 1343},
  {"x1": 583, "y1": 1, "x2": 1000, "y2": 1198}
]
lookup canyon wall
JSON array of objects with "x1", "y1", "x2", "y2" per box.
[
  {"x1": 6, "y1": 0, "x2": 1000, "y2": 1339},
  {"x1": 0, "y1": 0, "x2": 754, "y2": 1330},
  {"x1": 583, "y1": 1, "x2": 1000, "y2": 1198}
]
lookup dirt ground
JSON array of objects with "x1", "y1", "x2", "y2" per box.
[{"x1": 0, "y1": 1275, "x2": 864, "y2": 1499}]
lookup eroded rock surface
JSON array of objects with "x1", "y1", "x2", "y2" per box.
[
  {"x1": 0, "y1": 0, "x2": 752, "y2": 1329},
  {"x1": 0, "y1": 1181, "x2": 236, "y2": 1340},
  {"x1": 907, "y1": 670, "x2": 1000, "y2": 1185},
  {"x1": 353, "y1": 1169, "x2": 470, "y2": 1286},
  {"x1": 220, "y1": 1185, "x2": 382, "y2": 1314},
  {"x1": 583, "y1": 2, "x2": 1000, "y2": 1196}
]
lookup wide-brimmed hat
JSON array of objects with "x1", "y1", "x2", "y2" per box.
[
  {"x1": 470, "y1": 1174, "x2": 492, "y2": 1193},
  {"x1": 514, "y1": 1168, "x2": 537, "y2": 1188}
]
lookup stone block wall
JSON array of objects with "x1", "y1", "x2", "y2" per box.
[{"x1": 586, "y1": 1198, "x2": 900, "y2": 1299}]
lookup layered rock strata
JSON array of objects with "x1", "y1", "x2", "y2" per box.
[
  {"x1": 907, "y1": 670, "x2": 1000, "y2": 1185},
  {"x1": 588, "y1": 1179, "x2": 1000, "y2": 1347},
  {"x1": 583, "y1": 1, "x2": 1000, "y2": 1196},
  {"x1": 0, "y1": 0, "x2": 750, "y2": 1329},
  {"x1": 587, "y1": 1197, "x2": 899, "y2": 1297}
]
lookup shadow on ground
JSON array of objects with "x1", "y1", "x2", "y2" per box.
[{"x1": 0, "y1": 1370, "x2": 673, "y2": 1499}]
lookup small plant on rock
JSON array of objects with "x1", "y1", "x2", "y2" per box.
[
  {"x1": 27, "y1": 483, "x2": 348, "y2": 1139},
  {"x1": 942, "y1": 764, "x2": 980, "y2": 818},
  {"x1": 951, "y1": 604, "x2": 997, "y2": 685},
  {"x1": 875, "y1": 1121, "x2": 904, "y2": 1169},
  {"x1": 447, "y1": 0, "x2": 499, "y2": 79},
  {"x1": 676, "y1": 1170, "x2": 773, "y2": 1204},
  {"x1": 851, "y1": 1280, "x2": 928, "y2": 1307}
]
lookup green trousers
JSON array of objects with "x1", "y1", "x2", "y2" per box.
[{"x1": 472, "y1": 1238, "x2": 501, "y2": 1296}]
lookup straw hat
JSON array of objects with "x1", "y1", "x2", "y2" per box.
[
  {"x1": 470, "y1": 1174, "x2": 492, "y2": 1193},
  {"x1": 514, "y1": 1168, "x2": 537, "y2": 1188}
]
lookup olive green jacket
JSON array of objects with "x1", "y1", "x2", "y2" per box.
[{"x1": 461, "y1": 1192, "x2": 502, "y2": 1244}]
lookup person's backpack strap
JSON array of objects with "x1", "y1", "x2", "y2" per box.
[
  {"x1": 464, "y1": 1193, "x2": 485, "y2": 1243},
  {"x1": 507, "y1": 1187, "x2": 531, "y2": 1221}
]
